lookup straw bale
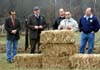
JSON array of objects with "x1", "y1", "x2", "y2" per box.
[
  {"x1": 40, "y1": 43, "x2": 76, "y2": 57},
  {"x1": 69, "y1": 54, "x2": 100, "y2": 68},
  {"x1": 40, "y1": 30, "x2": 75, "y2": 44},
  {"x1": 14, "y1": 54, "x2": 43, "y2": 68},
  {"x1": 0, "y1": 47, "x2": 5, "y2": 53},
  {"x1": 42, "y1": 56, "x2": 70, "y2": 68}
]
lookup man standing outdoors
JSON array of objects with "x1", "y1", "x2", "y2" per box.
[
  {"x1": 5, "y1": 10, "x2": 21, "y2": 63},
  {"x1": 79, "y1": 8, "x2": 100, "y2": 54},
  {"x1": 53, "y1": 8, "x2": 65, "y2": 29},
  {"x1": 58, "y1": 11, "x2": 78, "y2": 31},
  {"x1": 27, "y1": 6, "x2": 46, "y2": 53}
]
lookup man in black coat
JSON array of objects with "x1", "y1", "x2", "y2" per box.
[
  {"x1": 27, "y1": 6, "x2": 46, "y2": 53},
  {"x1": 53, "y1": 8, "x2": 65, "y2": 29},
  {"x1": 5, "y1": 10, "x2": 21, "y2": 63}
]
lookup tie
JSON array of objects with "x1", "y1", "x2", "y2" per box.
[{"x1": 12, "y1": 18, "x2": 15, "y2": 26}]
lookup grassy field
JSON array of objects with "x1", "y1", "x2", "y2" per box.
[{"x1": 0, "y1": 32, "x2": 100, "y2": 70}]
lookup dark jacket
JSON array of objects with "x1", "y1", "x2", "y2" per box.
[
  {"x1": 27, "y1": 14, "x2": 46, "y2": 39},
  {"x1": 79, "y1": 15, "x2": 100, "y2": 33},
  {"x1": 5, "y1": 17, "x2": 21, "y2": 40},
  {"x1": 53, "y1": 17, "x2": 65, "y2": 29}
]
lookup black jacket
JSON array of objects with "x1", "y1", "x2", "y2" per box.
[
  {"x1": 27, "y1": 14, "x2": 46, "y2": 39},
  {"x1": 5, "y1": 17, "x2": 21, "y2": 40},
  {"x1": 53, "y1": 17, "x2": 65, "y2": 29}
]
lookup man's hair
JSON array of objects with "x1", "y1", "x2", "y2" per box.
[
  {"x1": 65, "y1": 10, "x2": 72, "y2": 14},
  {"x1": 9, "y1": 10, "x2": 15, "y2": 15}
]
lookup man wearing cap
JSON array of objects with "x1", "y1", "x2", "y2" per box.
[
  {"x1": 5, "y1": 10, "x2": 21, "y2": 63},
  {"x1": 79, "y1": 7, "x2": 100, "y2": 54},
  {"x1": 27, "y1": 6, "x2": 46, "y2": 53},
  {"x1": 53, "y1": 8, "x2": 65, "y2": 29}
]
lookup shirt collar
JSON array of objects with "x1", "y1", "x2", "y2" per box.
[
  {"x1": 84, "y1": 14, "x2": 93, "y2": 18},
  {"x1": 34, "y1": 14, "x2": 40, "y2": 17},
  {"x1": 65, "y1": 18, "x2": 72, "y2": 20},
  {"x1": 90, "y1": 14, "x2": 93, "y2": 18}
]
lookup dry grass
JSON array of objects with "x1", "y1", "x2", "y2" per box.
[
  {"x1": 14, "y1": 54, "x2": 43, "y2": 68},
  {"x1": 42, "y1": 56, "x2": 70, "y2": 68},
  {"x1": 40, "y1": 30, "x2": 76, "y2": 68},
  {"x1": 40, "y1": 44, "x2": 76, "y2": 57},
  {"x1": 69, "y1": 54, "x2": 100, "y2": 68},
  {"x1": 40, "y1": 30, "x2": 75, "y2": 44},
  {"x1": 0, "y1": 32, "x2": 100, "y2": 70}
]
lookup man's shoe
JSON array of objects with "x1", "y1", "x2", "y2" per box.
[
  {"x1": 7, "y1": 59, "x2": 14, "y2": 63},
  {"x1": 7, "y1": 60, "x2": 12, "y2": 63},
  {"x1": 37, "y1": 51, "x2": 41, "y2": 53}
]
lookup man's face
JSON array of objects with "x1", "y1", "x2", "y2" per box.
[
  {"x1": 65, "y1": 12, "x2": 71, "y2": 19},
  {"x1": 10, "y1": 11, "x2": 16, "y2": 19},
  {"x1": 59, "y1": 9, "x2": 65, "y2": 16},
  {"x1": 85, "y1": 8, "x2": 92, "y2": 16},
  {"x1": 33, "y1": 9, "x2": 40, "y2": 15}
]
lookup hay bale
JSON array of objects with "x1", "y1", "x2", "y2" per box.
[
  {"x1": 42, "y1": 56, "x2": 70, "y2": 68},
  {"x1": 14, "y1": 54, "x2": 43, "y2": 68},
  {"x1": 40, "y1": 30, "x2": 75, "y2": 44},
  {"x1": 0, "y1": 47, "x2": 5, "y2": 53},
  {"x1": 69, "y1": 54, "x2": 100, "y2": 68},
  {"x1": 40, "y1": 43, "x2": 76, "y2": 57}
]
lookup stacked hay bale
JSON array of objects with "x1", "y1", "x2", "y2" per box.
[
  {"x1": 69, "y1": 54, "x2": 100, "y2": 68},
  {"x1": 40, "y1": 30, "x2": 77, "y2": 68},
  {"x1": 14, "y1": 54, "x2": 42, "y2": 68},
  {"x1": 40, "y1": 30, "x2": 75, "y2": 44}
]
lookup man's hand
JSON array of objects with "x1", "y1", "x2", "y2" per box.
[
  {"x1": 11, "y1": 30, "x2": 17, "y2": 34},
  {"x1": 58, "y1": 25, "x2": 64, "y2": 30},
  {"x1": 34, "y1": 26, "x2": 39, "y2": 29},
  {"x1": 91, "y1": 31, "x2": 95, "y2": 34},
  {"x1": 39, "y1": 25, "x2": 43, "y2": 29},
  {"x1": 66, "y1": 26, "x2": 71, "y2": 30}
]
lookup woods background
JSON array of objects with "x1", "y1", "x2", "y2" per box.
[{"x1": 0, "y1": 0, "x2": 100, "y2": 30}]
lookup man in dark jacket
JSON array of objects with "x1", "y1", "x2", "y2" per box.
[
  {"x1": 5, "y1": 10, "x2": 21, "y2": 63},
  {"x1": 27, "y1": 6, "x2": 46, "y2": 53},
  {"x1": 53, "y1": 8, "x2": 65, "y2": 29},
  {"x1": 79, "y1": 7, "x2": 100, "y2": 54}
]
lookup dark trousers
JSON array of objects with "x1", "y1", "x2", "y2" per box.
[{"x1": 30, "y1": 39, "x2": 40, "y2": 53}]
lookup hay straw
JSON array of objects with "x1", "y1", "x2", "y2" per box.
[
  {"x1": 42, "y1": 56, "x2": 70, "y2": 68},
  {"x1": 0, "y1": 47, "x2": 5, "y2": 53},
  {"x1": 69, "y1": 54, "x2": 100, "y2": 68},
  {"x1": 40, "y1": 30, "x2": 75, "y2": 44},
  {"x1": 14, "y1": 54, "x2": 43, "y2": 68},
  {"x1": 40, "y1": 43, "x2": 76, "y2": 57}
]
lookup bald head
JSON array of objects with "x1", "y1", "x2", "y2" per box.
[
  {"x1": 59, "y1": 8, "x2": 65, "y2": 17},
  {"x1": 85, "y1": 7, "x2": 92, "y2": 16}
]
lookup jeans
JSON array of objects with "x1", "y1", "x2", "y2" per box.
[
  {"x1": 80, "y1": 32, "x2": 95, "y2": 54},
  {"x1": 6, "y1": 40, "x2": 18, "y2": 61}
]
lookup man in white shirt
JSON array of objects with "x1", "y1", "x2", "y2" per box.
[{"x1": 58, "y1": 11, "x2": 78, "y2": 31}]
